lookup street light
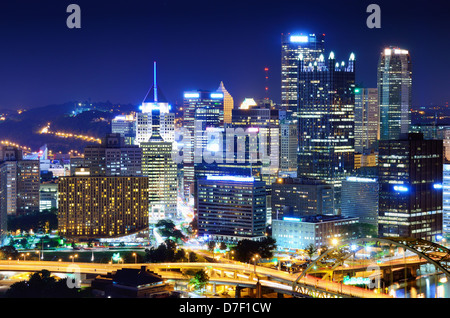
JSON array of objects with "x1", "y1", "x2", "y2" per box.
[
  {"x1": 70, "y1": 254, "x2": 78, "y2": 263},
  {"x1": 331, "y1": 238, "x2": 339, "y2": 247},
  {"x1": 132, "y1": 253, "x2": 137, "y2": 264}
]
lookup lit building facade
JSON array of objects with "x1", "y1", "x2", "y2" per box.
[
  {"x1": 354, "y1": 87, "x2": 379, "y2": 153},
  {"x1": 58, "y1": 175, "x2": 149, "y2": 238},
  {"x1": 378, "y1": 134, "x2": 443, "y2": 241},
  {"x1": 141, "y1": 133, "x2": 178, "y2": 222},
  {"x1": 112, "y1": 113, "x2": 136, "y2": 145},
  {"x1": 272, "y1": 215, "x2": 358, "y2": 250},
  {"x1": 39, "y1": 182, "x2": 58, "y2": 212},
  {"x1": 378, "y1": 47, "x2": 412, "y2": 140},
  {"x1": 135, "y1": 62, "x2": 175, "y2": 145},
  {"x1": 279, "y1": 122, "x2": 298, "y2": 177},
  {"x1": 443, "y1": 164, "x2": 450, "y2": 236},
  {"x1": 0, "y1": 146, "x2": 40, "y2": 217},
  {"x1": 297, "y1": 51, "x2": 356, "y2": 210},
  {"x1": 281, "y1": 32, "x2": 325, "y2": 119},
  {"x1": 181, "y1": 90, "x2": 224, "y2": 199},
  {"x1": 196, "y1": 175, "x2": 266, "y2": 242},
  {"x1": 84, "y1": 133, "x2": 142, "y2": 177},
  {"x1": 271, "y1": 177, "x2": 334, "y2": 221},
  {"x1": 217, "y1": 81, "x2": 234, "y2": 124},
  {"x1": 341, "y1": 176, "x2": 379, "y2": 227}
]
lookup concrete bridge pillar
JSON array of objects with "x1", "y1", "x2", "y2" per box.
[
  {"x1": 256, "y1": 281, "x2": 262, "y2": 298},
  {"x1": 235, "y1": 286, "x2": 242, "y2": 298}
]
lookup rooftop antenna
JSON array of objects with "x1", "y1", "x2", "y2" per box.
[
  {"x1": 264, "y1": 67, "x2": 269, "y2": 100},
  {"x1": 153, "y1": 61, "x2": 158, "y2": 102}
]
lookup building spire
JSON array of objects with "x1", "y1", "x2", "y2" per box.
[{"x1": 153, "y1": 61, "x2": 158, "y2": 102}]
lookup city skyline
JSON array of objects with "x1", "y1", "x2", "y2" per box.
[
  {"x1": 1, "y1": 0, "x2": 450, "y2": 301},
  {"x1": 0, "y1": 0, "x2": 449, "y2": 110}
]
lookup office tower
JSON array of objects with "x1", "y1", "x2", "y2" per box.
[
  {"x1": 281, "y1": 33, "x2": 325, "y2": 119},
  {"x1": 181, "y1": 90, "x2": 224, "y2": 198},
  {"x1": 279, "y1": 122, "x2": 298, "y2": 177},
  {"x1": 378, "y1": 134, "x2": 443, "y2": 241},
  {"x1": 141, "y1": 133, "x2": 178, "y2": 223},
  {"x1": 0, "y1": 146, "x2": 39, "y2": 217},
  {"x1": 231, "y1": 107, "x2": 281, "y2": 183},
  {"x1": 443, "y1": 164, "x2": 450, "y2": 236},
  {"x1": 39, "y1": 182, "x2": 58, "y2": 212},
  {"x1": 136, "y1": 62, "x2": 175, "y2": 145},
  {"x1": 16, "y1": 160, "x2": 40, "y2": 214},
  {"x1": 58, "y1": 173, "x2": 149, "y2": 238},
  {"x1": 297, "y1": 51, "x2": 356, "y2": 210},
  {"x1": 272, "y1": 215, "x2": 358, "y2": 250},
  {"x1": 84, "y1": 133, "x2": 142, "y2": 177},
  {"x1": 271, "y1": 177, "x2": 334, "y2": 221},
  {"x1": 217, "y1": 81, "x2": 234, "y2": 124},
  {"x1": 112, "y1": 113, "x2": 136, "y2": 145},
  {"x1": 196, "y1": 175, "x2": 266, "y2": 242},
  {"x1": 341, "y1": 175, "x2": 379, "y2": 227},
  {"x1": 354, "y1": 87, "x2": 379, "y2": 153},
  {"x1": 378, "y1": 47, "x2": 412, "y2": 140}
]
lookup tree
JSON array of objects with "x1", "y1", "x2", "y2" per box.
[
  {"x1": 304, "y1": 244, "x2": 317, "y2": 260},
  {"x1": 144, "y1": 239, "x2": 186, "y2": 263},
  {"x1": 189, "y1": 269, "x2": 209, "y2": 292},
  {"x1": 340, "y1": 223, "x2": 377, "y2": 239},
  {"x1": 5, "y1": 270, "x2": 89, "y2": 298},
  {"x1": 231, "y1": 237, "x2": 277, "y2": 262},
  {"x1": 218, "y1": 242, "x2": 227, "y2": 251},
  {"x1": 0, "y1": 246, "x2": 18, "y2": 260}
]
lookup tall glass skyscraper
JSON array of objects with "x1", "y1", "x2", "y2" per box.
[
  {"x1": 378, "y1": 47, "x2": 412, "y2": 140},
  {"x1": 354, "y1": 87, "x2": 379, "y2": 153},
  {"x1": 181, "y1": 90, "x2": 224, "y2": 199},
  {"x1": 297, "y1": 51, "x2": 356, "y2": 210},
  {"x1": 281, "y1": 33, "x2": 325, "y2": 119},
  {"x1": 141, "y1": 133, "x2": 178, "y2": 223},
  {"x1": 378, "y1": 133, "x2": 443, "y2": 241}
]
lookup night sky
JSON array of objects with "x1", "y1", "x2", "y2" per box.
[{"x1": 0, "y1": 0, "x2": 449, "y2": 110}]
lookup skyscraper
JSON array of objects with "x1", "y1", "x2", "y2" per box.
[
  {"x1": 112, "y1": 113, "x2": 136, "y2": 145},
  {"x1": 141, "y1": 133, "x2": 178, "y2": 223},
  {"x1": 279, "y1": 122, "x2": 298, "y2": 177},
  {"x1": 281, "y1": 33, "x2": 325, "y2": 119},
  {"x1": 217, "y1": 81, "x2": 234, "y2": 124},
  {"x1": 354, "y1": 87, "x2": 379, "y2": 153},
  {"x1": 297, "y1": 51, "x2": 356, "y2": 209},
  {"x1": 378, "y1": 133, "x2": 443, "y2": 241},
  {"x1": 135, "y1": 62, "x2": 175, "y2": 145},
  {"x1": 84, "y1": 133, "x2": 142, "y2": 177},
  {"x1": 443, "y1": 164, "x2": 450, "y2": 237},
  {"x1": 378, "y1": 47, "x2": 412, "y2": 140},
  {"x1": 271, "y1": 177, "x2": 334, "y2": 221},
  {"x1": 341, "y1": 175, "x2": 379, "y2": 227},
  {"x1": 197, "y1": 175, "x2": 266, "y2": 242},
  {"x1": 0, "y1": 146, "x2": 39, "y2": 217},
  {"x1": 181, "y1": 90, "x2": 224, "y2": 198}
]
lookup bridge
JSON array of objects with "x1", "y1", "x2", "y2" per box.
[
  {"x1": 0, "y1": 237, "x2": 448, "y2": 298},
  {"x1": 0, "y1": 259, "x2": 388, "y2": 298}
]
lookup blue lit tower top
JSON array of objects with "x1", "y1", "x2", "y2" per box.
[
  {"x1": 281, "y1": 32, "x2": 325, "y2": 119},
  {"x1": 140, "y1": 61, "x2": 171, "y2": 114}
]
